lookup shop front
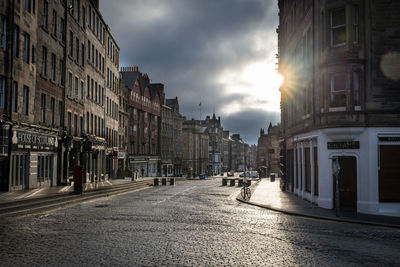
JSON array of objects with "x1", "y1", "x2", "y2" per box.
[
  {"x1": 129, "y1": 156, "x2": 160, "y2": 177},
  {"x1": 9, "y1": 128, "x2": 58, "y2": 191}
]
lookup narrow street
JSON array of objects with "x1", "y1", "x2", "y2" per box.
[{"x1": 1, "y1": 179, "x2": 399, "y2": 266}]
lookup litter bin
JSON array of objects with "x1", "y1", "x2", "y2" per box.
[
  {"x1": 154, "y1": 178, "x2": 159, "y2": 186},
  {"x1": 270, "y1": 173, "x2": 275, "y2": 182}
]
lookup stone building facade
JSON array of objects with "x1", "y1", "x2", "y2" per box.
[
  {"x1": 256, "y1": 123, "x2": 281, "y2": 176},
  {"x1": 120, "y1": 67, "x2": 161, "y2": 177},
  {"x1": 161, "y1": 97, "x2": 183, "y2": 177},
  {"x1": 278, "y1": 0, "x2": 400, "y2": 216},
  {"x1": 182, "y1": 121, "x2": 209, "y2": 177},
  {"x1": 0, "y1": 0, "x2": 119, "y2": 191},
  {"x1": 117, "y1": 79, "x2": 129, "y2": 176}
]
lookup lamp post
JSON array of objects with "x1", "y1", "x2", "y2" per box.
[{"x1": 330, "y1": 156, "x2": 341, "y2": 217}]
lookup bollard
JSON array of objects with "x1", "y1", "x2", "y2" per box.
[
  {"x1": 238, "y1": 179, "x2": 243, "y2": 187},
  {"x1": 222, "y1": 178, "x2": 227, "y2": 186},
  {"x1": 162, "y1": 178, "x2": 167, "y2": 185},
  {"x1": 170, "y1": 178, "x2": 175, "y2": 185},
  {"x1": 154, "y1": 178, "x2": 159, "y2": 186},
  {"x1": 230, "y1": 179, "x2": 235, "y2": 186},
  {"x1": 270, "y1": 173, "x2": 275, "y2": 182}
]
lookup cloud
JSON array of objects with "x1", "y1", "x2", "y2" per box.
[{"x1": 100, "y1": 0, "x2": 280, "y2": 145}]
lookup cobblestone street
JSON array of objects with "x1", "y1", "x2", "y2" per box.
[{"x1": 1, "y1": 179, "x2": 399, "y2": 266}]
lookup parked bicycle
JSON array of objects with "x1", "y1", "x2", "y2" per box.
[{"x1": 241, "y1": 181, "x2": 251, "y2": 201}]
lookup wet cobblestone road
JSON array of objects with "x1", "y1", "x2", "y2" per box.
[{"x1": 1, "y1": 179, "x2": 400, "y2": 266}]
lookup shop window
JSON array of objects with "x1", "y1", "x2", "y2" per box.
[
  {"x1": 37, "y1": 155, "x2": 53, "y2": 183},
  {"x1": 330, "y1": 74, "x2": 347, "y2": 108}
]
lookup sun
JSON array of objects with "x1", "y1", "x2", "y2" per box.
[{"x1": 220, "y1": 60, "x2": 283, "y2": 114}]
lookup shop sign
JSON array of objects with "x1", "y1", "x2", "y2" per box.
[
  {"x1": 12, "y1": 130, "x2": 58, "y2": 150},
  {"x1": 378, "y1": 137, "x2": 400, "y2": 142},
  {"x1": 327, "y1": 141, "x2": 359, "y2": 150}
]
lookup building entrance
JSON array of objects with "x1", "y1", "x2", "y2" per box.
[{"x1": 334, "y1": 156, "x2": 357, "y2": 210}]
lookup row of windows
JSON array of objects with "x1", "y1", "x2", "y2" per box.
[
  {"x1": 87, "y1": 39, "x2": 104, "y2": 73},
  {"x1": 106, "y1": 67, "x2": 118, "y2": 92},
  {"x1": 86, "y1": 74, "x2": 104, "y2": 106},
  {"x1": 106, "y1": 97, "x2": 118, "y2": 120},
  {"x1": 106, "y1": 127, "x2": 118, "y2": 147},
  {"x1": 0, "y1": 77, "x2": 30, "y2": 116}
]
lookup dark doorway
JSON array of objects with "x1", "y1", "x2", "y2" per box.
[{"x1": 333, "y1": 156, "x2": 357, "y2": 210}]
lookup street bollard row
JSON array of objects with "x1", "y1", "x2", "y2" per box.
[
  {"x1": 154, "y1": 178, "x2": 175, "y2": 186},
  {"x1": 221, "y1": 178, "x2": 251, "y2": 187}
]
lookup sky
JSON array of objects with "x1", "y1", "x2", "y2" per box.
[{"x1": 100, "y1": 0, "x2": 281, "y2": 145}]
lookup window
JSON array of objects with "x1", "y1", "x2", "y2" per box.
[
  {"x1": 86, "y1": 75, "x2": 90, "y2": 97},
  {"x1": 94, "y1": 115, "x2": 97, "y2": 135},
  {"x1": 13, "y1": 25, "x2": 19, "y2": 58},
  {"x1": 67, "y1": 112, "x2": 71, "y2": 134},
  {"x1": 52, "y1": 9, "x2": 57, "y2": 36},
  {"x1": 90, "y1": 113, "x2": 93, "y2": 134},
  {"x1": 76, "y1": 0, "x2": 80, "y2": 22},
  {"x1": 75, "y1": 37, "x2": 79, "y2": 62},
  {"x1": 37, "y1": 155, "x2": 53, "y2": 183},
  {"x1": 68, "y1": 72, "x2": 72, "y2": 96},
  {"x1": 12, "y1": 81, "x2": 18, "y2": 112},
  {"x1": 0, "y1": 76, "x2": 5, "y2": 109},
  {"x1": 40, "y1": 93, "x2": 46, "y2": 122},
  {"x1": 330, "y1": 8, "x2": 346, "y2": 47},
  {"x1": 60, "y1": 18, "x2": 65, "y2": 44},
  {"x1": 352, "y1": 72, "x2": 360, "y2": 108},
  {"x1": 82, "y1": 6, "x2": 85, "y2": 28},
  {"x1": 41, "y1": 46, "x2": 47, "y2": 76},
  {"x1": 74, "y1": 76, "x2": 78, "y2": 98},
  {"x1": 59, "y1": 60, "x2": 65, "y2": 85},
  {"x1": 330, "y1": 74, "x2": 347, "y2": 108},
  {"x1": 87, "y1": 40, "x2": 90, "y2": 60},
  {"x1": 80, "y1": 80, "x2": 84, "y2": 100},
  {"x1": 31, "y1": 45, "x2": 35, "y2": 63},
  {"x1": 25, "y1": 0, "x2": 31, "y2": 12},
  {"x1": 23, "y1": 32, "x2": 30, "y2": 63},
  {"x1": 88, "y1": 5, "x2": 91, "y2": 28},
  {"x1": 0, "y1": 16, "x2": 6, "y2": 51},
  {"x1": 81, "y1": 43, "x2": 84, "y2": 66},
  {"x1": 91, "y1": 44, "x2": 94, "y2": 64},
  {"x1": 80, "y1": 116, "x2": 83, "y2": 136},
  {"x1": 23, "y1": 85, "x2": 29, "y2": 115},
  {"x1": 69, "y1": 31, "x2": 73, "y2": 56},
  {"x1": 95, "y1": 81, "x2": 97, "y2": 103},
  {"x1": 51, "y1": 53, "x2": 56, "y2": 81},
  {"x1": 95, "y1": 49, "x2": 98, "y2": 68},
  {"x1": 91, "y1": 78, "x2": 93, "y2": 100},
  {"x1": 352, "y1": 6, "x2": 359, "y2": 44},
  {"x1": 86, "y1": 112, "x2": 89, "y2": 133},
  {"x1": 74, "y1": 114, "x2": 78, "y2": 136},
  {"x1": 59, "y1": 101, "x2": 63, "y2": 126},
  {"x1": 50, "y1": 97, "x2": 55, "y2": 126},
  {"x1": 43, "y1": 1, "x2": 48, "y2": 29}
]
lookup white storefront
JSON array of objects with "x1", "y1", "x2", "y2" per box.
[{"x1": 288, "y1": 127, "x2": 400, "y2": 217}]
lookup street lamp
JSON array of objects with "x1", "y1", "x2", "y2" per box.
[{"x1": 330, "y1": 156, "x2": 341, "y2": 217}]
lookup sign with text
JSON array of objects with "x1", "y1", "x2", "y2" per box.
[
  {"x1": 12, "y1": 130, "x2": 58, "y2": 150},
  {"x1": 327, "y1": 141, "x2": 360, "y2": 150}
]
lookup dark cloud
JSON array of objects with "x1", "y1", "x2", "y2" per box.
[{"x1": 101, "y1": 0, "x2": 280, "y2": 145}]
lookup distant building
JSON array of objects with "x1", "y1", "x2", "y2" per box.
[
  {"x1": 182, "y1": 120, "x2": 209, "y2": 177},
  {"x1": 222, "y1": 130, "x2": 232, "y2": 172},
  {"x1": 278, "y1": 0, "x2": 400, "y2": 216},
  {"x1": 120, "y1": 67, "x2": 162, "y2": 177},
  {"x1": 257, "y1": 123, "x2": 281, "y2": 176},
  {"x1": 118, "y1": 80, "x2": 129, "y2": 175},
  {"x1": 161, "y1": 97, "x2": 183, "y2": 176},
  {"x1": 231, "y1": 134, "x2": 246, "y2": 171}
]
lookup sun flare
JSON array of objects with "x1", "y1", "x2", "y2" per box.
[{"x1": 219, "y1": 60, "x2": 282, "y2": 115}]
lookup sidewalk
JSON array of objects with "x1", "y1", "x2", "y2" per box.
[
  {"x1": 0, "y1": 178, "x2": 153, "y2": 205},
  {"x1": 245, "y1": 178, "x2": 400, "y2": 228}
]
